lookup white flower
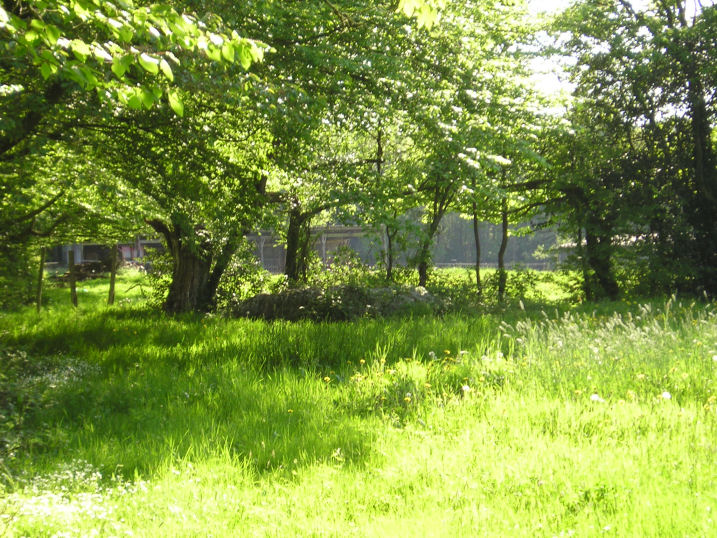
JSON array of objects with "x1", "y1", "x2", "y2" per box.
[
  {"x1": 462, "y1": 385, "x2": 471, "y2": 393},
  {"x1": 590, "y1": 393, "x2": 605, "y2": 403},
  {"x1": 661, "y1": 391, "x2": 672, "y2": 400}
]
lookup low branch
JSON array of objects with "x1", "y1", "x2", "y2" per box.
[{"x1": 8, "y1": 189, "x2": 66, "y2": 226}]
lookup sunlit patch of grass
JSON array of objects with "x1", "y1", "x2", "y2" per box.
[{"x1": 1, "y1": 273, "x2": 715, "y2": 536}]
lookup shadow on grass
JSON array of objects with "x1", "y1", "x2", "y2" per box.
[{"x1": 5, "y1": 352, "x2": 377, "y2": 483}]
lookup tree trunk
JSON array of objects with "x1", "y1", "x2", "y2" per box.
[
  {"x1": 497, "y1": 197, "x2": 508, "y2": 303},
  {"x1": 164, "y1": 244, "x2": 212, "y2": 314},
  {"x1": 36, "y1": 247, "x2": 45, "y2": 313},
  {"x1": 416, "y1": 218, "x2": 441, "y2": 288},
  {"x1": 147, "y1": 218, "x2": 217, "y2": 314},
  {"x1": 298, "y1": 219, "x2": 313, "y2": 283},
  {"x1": 577, "y1": 226, "x2": 591, "y2": 301},
  {"x1": 385, "y1": 225, "x2": 396, "y2": 282},
  {"x1": 68, "y1": 249, "x2": 78, "y2": 307},
  {"x1": 416, "y1": 207, "x2": 448, "y2": 287},
  {"x1": 584, "y1": 228, "x2": 619, "y2": 300},
  {"x1": 201, "y1": 235, "x2": 241, "y2": 311},
  {"x1": 284, "y1": 206, "x2": 304, "y2": 285},
  {"x1": 417, "y1": 241, "x2": 431, "y2": 288},
  {"x1": 472, "y1": 202, "x2": 482, "y2": 298},
  {"x1": 107, "y1": 244, "x2": 118, "y2": 306},
  {"x1": 686, "y1": 75, "x2": 717, "y2": 293}
]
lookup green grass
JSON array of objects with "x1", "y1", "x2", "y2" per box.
[{"x1": 1, "y1": 271, "x2": 715, "y2": 536}]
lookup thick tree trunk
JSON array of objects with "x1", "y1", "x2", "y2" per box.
[
  {"x1": 164, "y1": 244, "x2": 212, "y2": 314},
  {"x1": 68, "y1": 249, "x2": 78, "y2": 307},
  {"x1": 299, "y1": 220, "x2": 314, "y2": 282},
  {"x1": 36, "y1": 247, "x2": 45, "y2": 313},
  {"x1": 147, "y1": 218, "x2": 218, "y2": 314},
  {"x1": 497, "y1": 198, "x2": 508, "y2": 303},
  {"x1": 472, "y1": 202, "x2": 481, "y2": 297}
]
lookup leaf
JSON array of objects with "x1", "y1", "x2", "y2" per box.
[
  {"x1": 141, "y1": 88, "x2": 155, "y2": 109},
  {"x1": 25, "y1": 29, "x2": 40, "y2": 43},
  {"x1": 80, "y1": 66, "x2": 98, "y2": 89},
  {"x1": 166, "y1": 51, "x2": 180, "y2": 65},
  {"x1": 416, "y1": 5, "x2": 437, "y2": 29},
  {"x1": 119, "y1": 25, "x2": 133, "y2": 42},
  {"x1": 398, "y1": 0, "x2": 416, "y2": 17},
  {"x1": 250, "y1": 44, "x2": 264, "y2": 62},
  {"x1": 72, "y1": 2, "x2": 89, "y2": 20},
  {"x1": 159, "y1": 58, "x2": 173, "y2": 81},
  {"x1": 40, "y1": 62, "x2": 53, "y2": 79},
  {"x1": 221, "y1": 42, "x2": 234, "y2": 62},
  {"x1": 206, "y1": 46, "x2": 222, "y2": 63},
  {"x1": 70, "y1": 39, "x2": 91, "y2": 61},
  {"x1": 92, "y1": 44, "x2": 112, "y2": 62},
  {"x1": 0, "y1": 7, "x2": 9, "y2": 27},
  {"x1": 138, "y1": 53, "x2": 159, "y2": 74},
  {"x1": 127, "y1": 91, "x2": 143, "y2": 110},
  {"x1": 168, "y1": 89, "x2": 183, "y2": 116},
  {"x1": 117, "y1": 88, "x2": 130, "y2": 105},
  {"x1": 239, "y1": 45, "x2": 252, "y2": 70},
  {"x1": 44, "y1": 24, "x2": 61, "y2": 45},
  {"x1": 111, "y1": 55, "x2": 131, "y2": 78}
]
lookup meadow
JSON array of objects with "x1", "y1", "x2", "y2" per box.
[{"x1": 1, "y1": 270, "x2": 716, "y2": 536}]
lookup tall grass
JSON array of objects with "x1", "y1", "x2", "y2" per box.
[{"x1": 0, "y1": 271, "x2": 715, "y2": 536}]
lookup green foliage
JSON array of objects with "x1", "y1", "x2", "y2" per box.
[
  {"x1": 214, "y1": 240, "x2": 274, "y2": 310},
  {"x1": 549, "y1": 0, "x2": 717, "y2": 296},
  {"x1": 307, "y1": 246, "x2": 381, "y2": 289},
  {"x1": 0, "y1": 246, "x2": 36, "y2": 310},
  {"x1": 0, "y1": 0, "x2": 267, "y2": 114},
  {"x1": 143, "y1": 246, "x2": 172, "y2": 309}
]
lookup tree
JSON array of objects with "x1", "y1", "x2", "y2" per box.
[
  {"x1": 0, "y1": 0, "x2": 271, "y2": 310},
  {"x1": 84, "y1": 96, "x2": 272, "y2": 313},
  {"x1": 554, "y1": 0, "x2": 717, "y2": 294}
]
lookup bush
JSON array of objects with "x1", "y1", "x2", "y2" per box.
[
  {"x1": 0, "y1": 245, "x2": 36, "y2": 310},
  {"x1": 143, "y1": 246, "x2": 173, "y2": 309},
  {"x1": 424, "y1": 268, "x2": 478, "y2": 310},
  {"x1": 307, "y1": 246, "x2": 384, "y2": 289},
  {"x1": 230, "y1": 284, "x2": 446, "y2": 321},
  {"x1": 215, "y1": 240, "x2": 275, "y2": 311}
]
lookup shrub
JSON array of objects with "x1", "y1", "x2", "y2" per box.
[
  {"x1": 0, "y1": 245, "x2": 36, "y2": 310},
  {"x1": 230, "y1": 284, "x2": 446, "y2": 321}
]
